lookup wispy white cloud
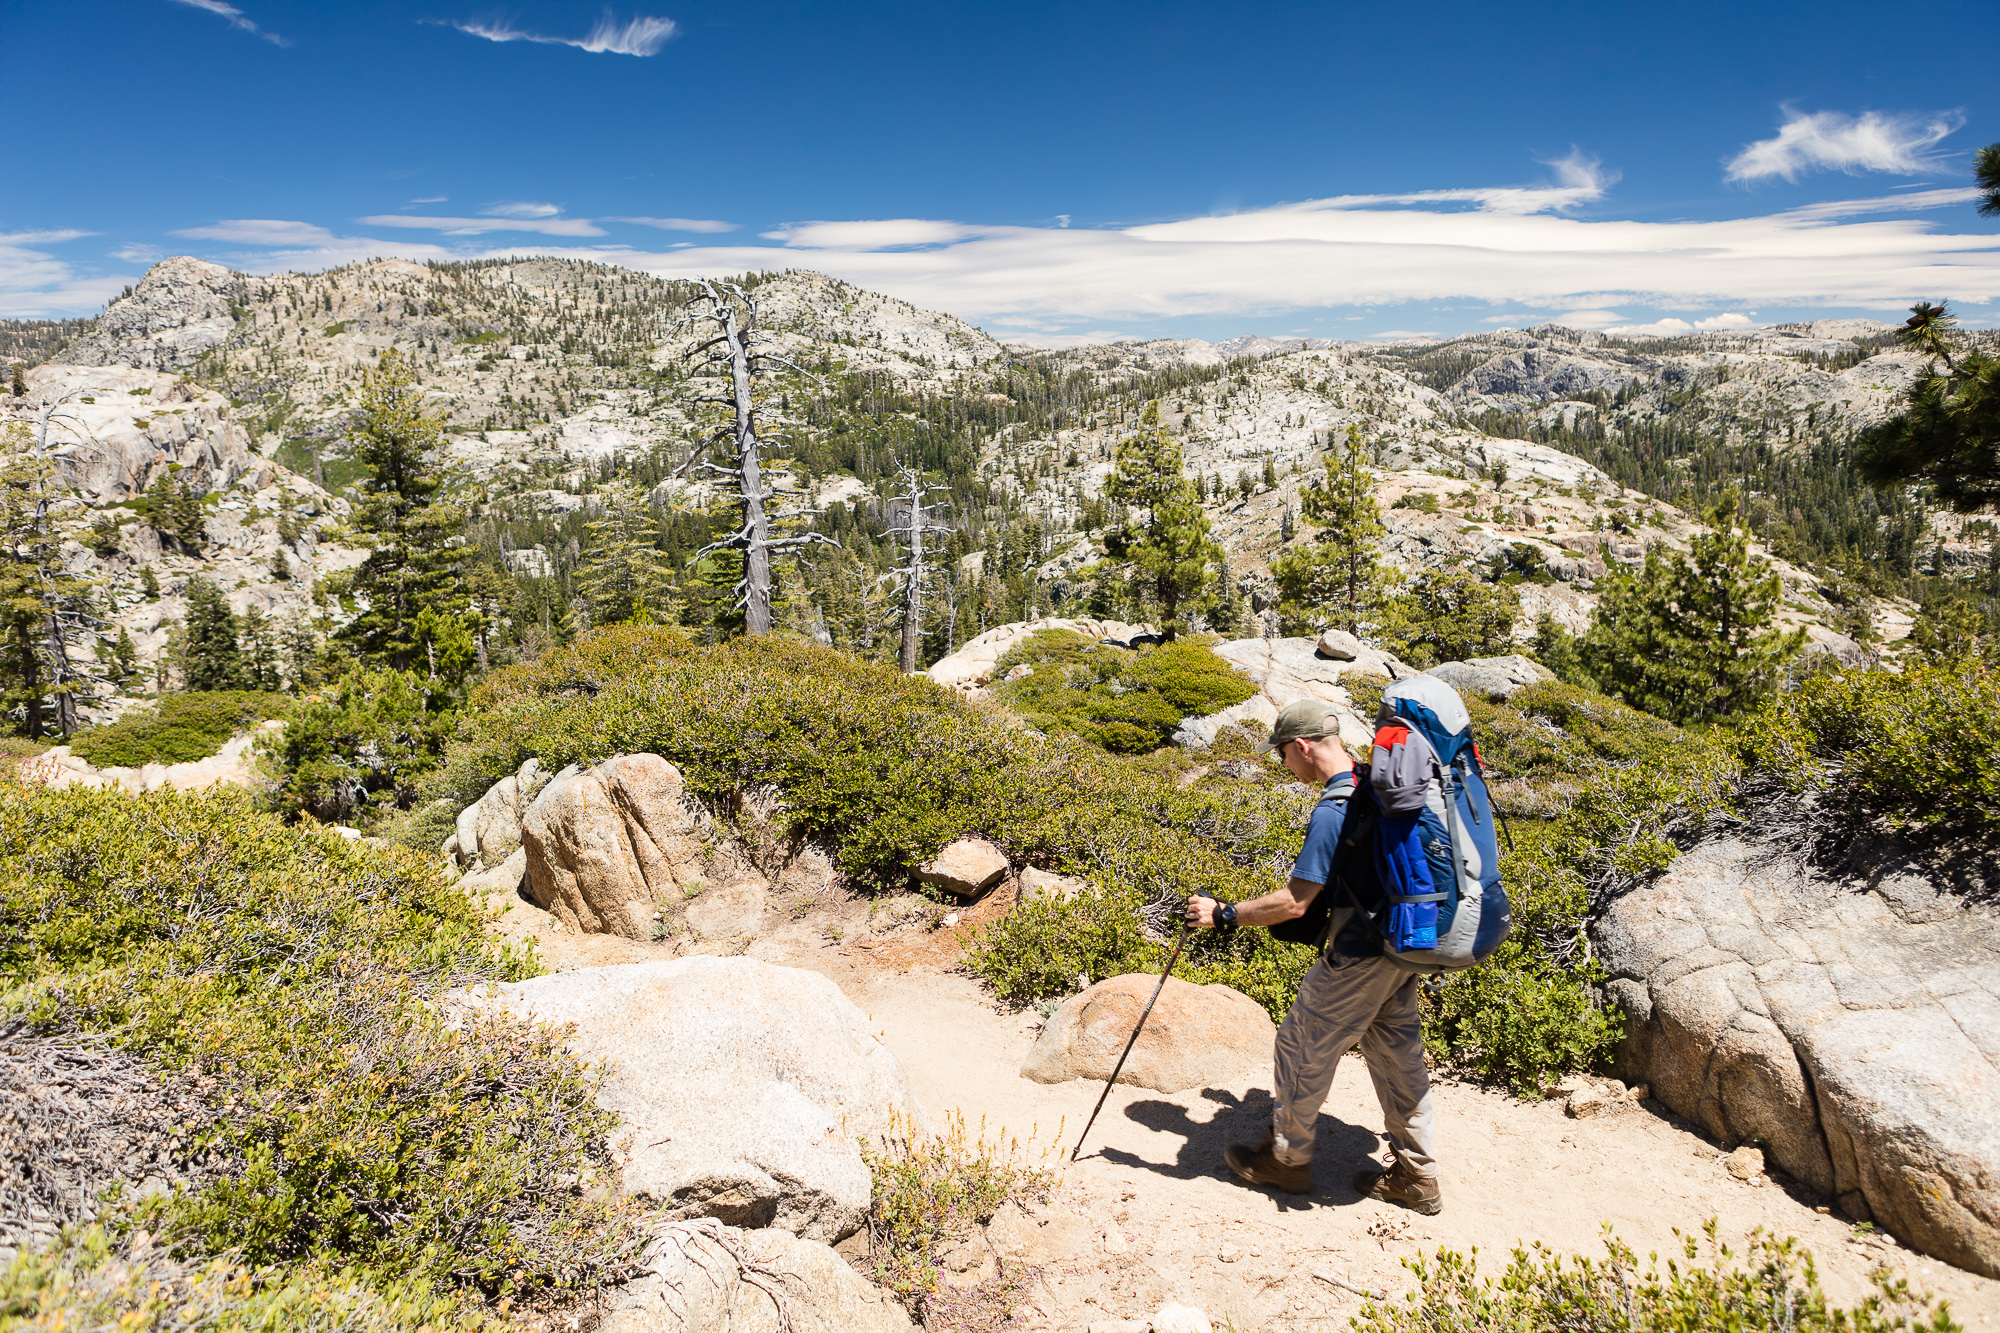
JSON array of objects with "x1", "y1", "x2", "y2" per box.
[
  {"x1": 1553, "y1": 310, "x2": 1762, "y2": 337},
  {"x1": 357, "y1": 213, "x2": 607, "y2": 237},
  {"x1": 443, "y1": 12, "x2": 678, "y2": 56},
  {"x1": 0, "y1": 231, "x2": 135, "y2": 319},
  {"x1": 174, "y1": 219, "x2": 340, "y2": 246},
  {"x1": 165, "y1": 0, "x2": 290, "y2": 47},
  {"x1": 482, "y1": 202, "x2": 561, "y2": 219},
  {"x1": 110, "y1": 243, "x2": 165, "y2": 264},
  {"x1": 409, "y1": 195, "x2": 449, "y2": 204},
  {"x1": 609, "y1": 216, "x2": 738, "y2": 233},
  {"x1": 1725, "y1": 107, "x2": 1964, "y2": 184}
]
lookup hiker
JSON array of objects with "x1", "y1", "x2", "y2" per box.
[{"x1": 1184, "y1": 697, "x2": 1442, "y2": 1215}]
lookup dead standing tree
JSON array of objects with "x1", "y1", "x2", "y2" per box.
[
  {"x1": 885, "y1": 461, "x2": 952, "y2": 673},
  {"x1": 3, "y1": 389, "x2": 108, "y2": 735},
  {"x1": 671, "y1": 280, "x2": 832, "y2": 636}
]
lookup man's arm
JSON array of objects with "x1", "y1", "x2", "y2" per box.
[{"x1": 1186, "y1": 878, "x2": 1323, "y2": 930}]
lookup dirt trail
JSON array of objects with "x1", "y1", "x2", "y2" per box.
[{"x1": 491, "y1": 882, "x2": 2000, "y2": 1331}]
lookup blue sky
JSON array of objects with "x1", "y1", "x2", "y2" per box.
[{"x1": 3, "y1": 0, "x2": 1997, "y2": 343}]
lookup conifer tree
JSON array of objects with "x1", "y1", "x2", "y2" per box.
[
  {"x1": 183, "y1": 576, "x2": 242, "y2": 691},
  {"x1": 886, "y1": 463, "x2": 951, "y2": 671},
  {"x1": 339, "y1": 349, "x2": 472, "y2": 675},
  {"x1": 1272, "y1": 423, "x2": 1390, "y2": 635},
  {"x1": 1104, "y1": 401, "x2": 1221, "y2": 638},
  {"x1": 1854, "y1": 301, "x2": 2000, "y2": 512},
  {"x1": 1381, "y1": 566, "x2": 1520, "y2": 668},
  {"x1": 577, "y1": 487, "x2": 675, "y2": 627},
  {"x1": 140, "y1": 565, "x2": 160, "y2": 601},
  {"x1": 109, "y1": 627, "x2": 139, "y2": 686},
  {"x1": 670, "y1": 281, "x2": 830, "y2": 636},
  {"x1": 1580, "y1": 488, "x2": 1806, "y2": 724}
]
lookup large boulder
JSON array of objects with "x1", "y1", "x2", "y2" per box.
[
  {"x1": 1595, "y1": 834, "x2": 2000, "y2": 1276},
  {"x1": 1020, "y1": 975, "x2": 1275, "y2": 1094},
  {"x1": 604, "y1": 1220, "x2": 913, "y2": 1332},
  {"x1": 451, "y1": 757, "x2": 553, "y2": 870},
  {"x1": 518, "y1": 753, "x2": 714, "y2": 938},
  {"x1": 926, "y1": 617, "x2": 1156, "y2": 690},
  {"x1": 1425, "y1": 654, "x2": 1555, "y2": 702},
  {"x1": 477, "y1": 957, "x2": 928, "y2": 1243}
]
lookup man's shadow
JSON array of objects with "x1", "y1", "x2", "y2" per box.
[{"x1": 1094, "y1": 1088, "x2": 1380, "y2": 1207}]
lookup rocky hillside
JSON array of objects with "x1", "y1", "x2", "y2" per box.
[{"x1": 5, "y1": 253, "x2": 1981, "y2": 708}]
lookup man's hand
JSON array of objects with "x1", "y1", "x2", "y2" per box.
[{"x1": 1186, "y1": 895, "x2": 1218, "y2": 928}]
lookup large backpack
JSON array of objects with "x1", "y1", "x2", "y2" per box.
[{"x1": 1366, "y1": 674, "x2": 1512, "y2": 973}]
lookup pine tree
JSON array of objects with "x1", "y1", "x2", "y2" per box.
[
  {"x1": 140, "y1": 565, "x2": 160, "y2": 600},
  {"x1": 1272, "y1": 423, "x2": 1390, "y2": 635},
  {"x1": 576, "y1": 487, "x2": 675, "y2": 627},
  {"x1": 171, "y1": 478, "x2": 205, "y2": 551},
  {"x1": 1380, "y1": 567, "x2": 1520, "y2": 668},
  {"x1": 1580, "y1": 489, "x2": 1806, "y2": 724},
  {"x1": 1104, "y1": 401, "x2": 1221, "y2": 638},
  {"x1": 281, "y1": 615, "x2": 323, "y2": 692},
  {"x1": 1854, "y1": 302, "x2": 2000, "y2": 512},
  {"x1": 109, "y1": 626, "x2": 139, "y2": 685},
  {"x1": 239, "y1": 607, "x2": 282, "y2": 691},
  {"x1": 339, "y1": 349, "x2": 472, "y2": 675},
  {"x1": 183, "y1": 576, "x2": 242, "y2": 691}
]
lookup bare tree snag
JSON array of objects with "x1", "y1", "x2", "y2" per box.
[
  {"x1": 886, "y1": 462, "x2": 952, "y2": 673},
  {"x1": 672, "y1": 281, "x2": 831, "y2": 636}
]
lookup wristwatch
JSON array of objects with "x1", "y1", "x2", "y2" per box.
[{"x1": 1218, "y1": 902, "x2": 1238, "y2": 928}]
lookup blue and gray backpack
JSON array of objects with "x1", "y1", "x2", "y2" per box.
[{"x1": 1362, "y1": 674, "x2": 1513, "y2": 972}]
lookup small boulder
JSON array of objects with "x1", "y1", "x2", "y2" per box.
[
  {"x1": 1020, "y1": 867, "x2": 1086, "y2": 905},
  {"x1": 1315, "y1": 629, "x2": 1363, "y2": 661},
  {"x1": 1566, "y1": 1085, "x2": 1611, "y2": 1119},
  {"x1": 1724, "y1": 1145, "x2": 1767, "y2": 1181},
  {"x1": 1020, "y1": 975, "x2": 1275, "y2": 1094},
  {"x1": 474, "y1": 956, "x2": 928, "y2": 1243},
  {"x1": 1151, "y1": 1305, "x2": 1213, "y2": 1333},
  {"x1": 603, "y1": 1220, "x2": 913, "y2": 1332},
  {"x1": 919, "y1": 837, "x2": 1009, "y2": 898}
]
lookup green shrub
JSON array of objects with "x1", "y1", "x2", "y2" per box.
[
  {"x1": 860, "y1": 1112, "x2": 1055, "y2": 1311},
  {"x1": 70, "y1": 692, "x2": 287, "y2": 768},
  {"x1": 0, "y1": 1227, "x2": 477, "y2": 1332},
  {"x1": 988, "y1": 630, "x2": 1258, "y2": 753},
  {"x1": 0, "y1": 781, "x2": 640, "y2": 1311},
  {"x1": 1353, "y1": 1221, "x2": 1959, "y2": 1333},
  {"x1": 1740, "y1": 662, "x2": 2000, "y2": 843}
]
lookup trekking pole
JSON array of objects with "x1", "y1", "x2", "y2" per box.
[{"x1": 1069, "y1": 920, "x2": 1193, "y2": 1162}]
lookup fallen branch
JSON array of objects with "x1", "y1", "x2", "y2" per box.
[{"x1": 1312, "y1": 1269, "x2": 1386, "y2": 1301}]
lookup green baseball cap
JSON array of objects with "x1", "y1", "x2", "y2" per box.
[{"x1": 1258, "y1": 698, "x2": 1342, "y2": 756}]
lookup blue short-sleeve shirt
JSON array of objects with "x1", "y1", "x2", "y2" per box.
[{"x1": 1290, "y1": 772, "x2": 1356, "y2": 887}]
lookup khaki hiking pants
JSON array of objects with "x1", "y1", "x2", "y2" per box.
[{"x1": 1270, "y1": 954, "x2": 1436, "y2": 1178}]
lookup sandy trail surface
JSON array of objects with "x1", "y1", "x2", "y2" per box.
[{"x1": 491, "y1": 879, "x2": 2000, "y2": 1331}]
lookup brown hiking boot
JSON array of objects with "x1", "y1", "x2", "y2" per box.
[
  {"x1": 1224, "y1": 1136, "x2": 1313, "y2": 1195},
  {"x1": 1352, "y1": 1154, "x2": 1442, "y2": 1215}
]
